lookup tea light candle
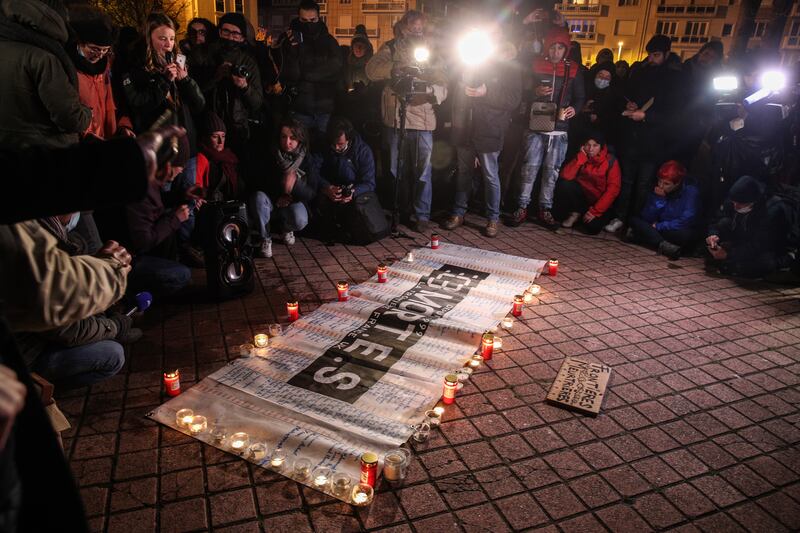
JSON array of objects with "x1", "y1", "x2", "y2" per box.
[
  {"x1": 249, "y1": 442, "x2": 268, "y2": 461},
  {"x1": 494, "y1": 336, "x2": 504, "y2": 350},
  {"x1": 240, "y1": 343, "x2": 255, "y2": 357},
  {"x1": 433, "y1": 406, "x2": 445, "y2": 417},
  {"x1": 523, "y1": 291, "x2": 534, "y2": 304},
  {"x1": 163, "y1": 370, "x2": 181, "y2": 396},
  {"x1": 529, "y1": 284, "x2": 541, "y2": 296},
  {"x1": 337, "y1": 281, "x2": 350, "y2": 301},
  {"x1": 176, "y1": 408, "x2": 194, "y2": 428},
  {"x1": 481, "y1": 332, "x2": 494, "y2": 360},
  {"x1": 442, "y1": 374, "x2": 458, "y2": 405},
  {"x1": 512, "y1": 295, "x2": 524, "y2": 317},
  {"x1": 254, "y1": 334, "x2": 268, "y2": 348},
  {"x1": 469, "y1": 354, "x2": 484, "y2": 368},
  {"x1": 312, "y1": 466, "x2": 332, "y2": 489},
  {"x1": 351, "y1": 483, "x2": 374, "y2": 506},
  {"x1": 332, "y1": 473, "x2": 352, "y2": 499},
  {"x1": 548, "y1": 258, "x2": 559, "y2": 276},
  {"x1": 189, "y1": 415, "x2": 207, "y2": 435},
  {"x1": 425, "y1": 409, "x2": 442, "y2": 427},
  {"x1": 431, "y1": 234, "x2": 440, "y2": 249},
  {"x1": 270, "y1": 447, "x2": 286, "y2": 469},
  {"x1": 502, "y1": 317, "x2": 513, "y2": 329},
  {"x1": 286, "y1": 301, "x2": 299, "y2": 321},
  {"x1": 293, "y1": 458, "x2": 312, "y2": 480},
  {"x1": 377, "y1": 264, "x2": 388, "y2": 283},
  {"x1": 230, "y1": 432, "x2": 249, "y2": 452}
]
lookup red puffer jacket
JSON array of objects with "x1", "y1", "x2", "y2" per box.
[{"x1": 560, "y1": 146, "x2": 621, "y2": 217}]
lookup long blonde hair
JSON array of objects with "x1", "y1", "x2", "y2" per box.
[{"x1": 144, "y1": 12, "x2": 175, "y2": 72}]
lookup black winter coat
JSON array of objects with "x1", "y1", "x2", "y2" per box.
[
  {"x1": 452, "y1": 61, "x2": 522, "y2": 153},
  {"x1": 709, "y1": 195, "x2": 789, "y2": 264}
]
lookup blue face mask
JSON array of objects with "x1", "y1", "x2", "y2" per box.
[
  {"x1": 594, "y1": 78, "x2": 610, "y2": 90},
  {"x1": 65, "y1": 212, "x2": 81, "y2": 232}
]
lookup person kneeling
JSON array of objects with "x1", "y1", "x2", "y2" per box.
[
  {"x1": 552, "y1": 133, "x2": 620, "y2": 234},
  {"x1": 250, "y1": 118, "x2": 318, "y2": 258},
  {"x1": 627, "y1": 161, "x2": 699, "y2": 260},
  {"x1": 316, "y1": 118, "x2": 388, "y2": 244}
]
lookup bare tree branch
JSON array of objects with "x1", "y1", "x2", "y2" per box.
[{"x1": 88, "y1": 0, "x2": 185, "y2": 31}]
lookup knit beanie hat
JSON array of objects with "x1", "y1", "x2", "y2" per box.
[
  {"x1": 657, "y1": 160, "x2": 687, "y2": 184},
  {"x1": 728, "y1": 175, "x2": 764, "y2": 203},
  {"x1": 219, "y1": 12, "x2": 247, "y2": 36},
  {"x1": 71, "y1": 16, "x2": 114, "y2": 46},
  {"x1": 646, "y1": 34, "x2": 672, "y2": 54},
  {"x1": 201, "y1": 112, "x2": 227, "y2": 135},
  {"x1": 582, "y1": 130, "x2": 606, "y2": 147}
]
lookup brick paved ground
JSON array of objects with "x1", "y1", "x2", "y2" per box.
[{"x1": 59, "y1": 215, "x2": 800, "y2": 532}]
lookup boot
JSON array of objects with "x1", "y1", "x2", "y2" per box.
[{"x1": 442, "y1": 215, "x2": 464, "y2": 230}]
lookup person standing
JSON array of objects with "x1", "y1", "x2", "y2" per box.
[
  {"x1": 443, "y1": 40, "x2": 521, "y2": 237},
  {"x1": 508, "y1": 26, "x2": 584, "y2": 228}
]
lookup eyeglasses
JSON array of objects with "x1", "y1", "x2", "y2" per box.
[
  {"x1": 219, "y1": 28, "x2": 244, "y2": 38},
  {"x1": 85, "y1": 45, "x2": 112, "y2": 57}
]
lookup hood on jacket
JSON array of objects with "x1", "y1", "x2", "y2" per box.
[
  {"x1": 1, "y1": 0, "x2": 68, "y2": 43},
  {"x1": 728, "y1": 175, "x2": 765, "y2": 204},
  {"x1": 543, "y1": 26, "x2": 570, "y2": 54}
]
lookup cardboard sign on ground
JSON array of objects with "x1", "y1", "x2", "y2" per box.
[{"x1": 547, "y1": 358, "x2": 612, "y2": 416}]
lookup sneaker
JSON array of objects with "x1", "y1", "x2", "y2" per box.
[
  {"x1": 442, "y1": 215, "x2": 464, "y2": 230},
  {"x1": 255, "y1": 239, "x2": 273, "y2": 258},
  {"x1": 604, "y1": 218, "x2": 624, "y2": 233},
  {"x1": 506, "y1": 207, "x2": 528, "y2": 227},
  {"x1": 283, "y1": 232, "x2": 295, "y2": 246},
  {"x1": 538, "y1": 208, "x2": 557, "y2": 227},
  {"x1": 484, "y1": 220, "x2": 499, "y2": 237},
  {"x1": 561, "y1": 212, "x2": 580, "y2": 228},
  {"x1": 413, "y1": 219, "x2": 431, "y2": 234},
  {"x1": 658, "y1": 240, "x2": 681, "y2": 260}
]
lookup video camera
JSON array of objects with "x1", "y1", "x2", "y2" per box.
[
  {"x1": 390, "y1": 47, "x2": 432, "y2": 99},
  {"x1": 231, "y1": 64, "x2": 251, "y2": 79}
]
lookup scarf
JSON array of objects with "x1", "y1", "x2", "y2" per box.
[
  {"x1": 200, "y1": 143, "x2": 240, "y2": 195},
  {"x1": 0, "y1": 11, "x2": 77, "y2": 87},
  {"x1": 68, "y1": 43, "x2": 108, "y2": 76},
  {"x1": 275, "y1": 145, "x2": 307, "y2": 178}
]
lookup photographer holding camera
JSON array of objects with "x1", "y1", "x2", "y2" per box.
[
  {"x1": 366, "y1": 10, "x2": 448, "y2": 234},
  {"x1": 275, "y1": 0, "x2": 343, "y2": 138},
  {"x1": 189, "y1": 12, "x2": 263, "y2": 156}
]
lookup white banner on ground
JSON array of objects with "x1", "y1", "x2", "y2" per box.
[{"x1": 149, "y1": 243, "x2": 546, "y2": 502}]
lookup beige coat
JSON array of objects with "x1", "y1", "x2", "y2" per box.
[
  {"x1": 0, "y1": 221, "x2": 127, "y2": 332},
  {"x1": 366, "y1": 37, "x2": 448, "y2": 131}
]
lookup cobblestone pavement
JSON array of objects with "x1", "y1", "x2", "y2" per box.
[{"x1": 60, "y1": 215, "x2": 800, "y2": 532}]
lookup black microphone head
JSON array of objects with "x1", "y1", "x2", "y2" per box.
[{"x1": 165, "y1": 51, "x2": 173, "y2": 64}]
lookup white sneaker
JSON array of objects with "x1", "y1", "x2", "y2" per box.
[
  {"x1": 283, "y1": 232, "x2": 295, "y2": 246},
  {"x1": 256, "y1": 239, "x2": 272, "y2": 258},
  {"x1": 561, "y1": 212, "x2": 580, "y2": 228},
  {"x1": 604, "y1": 218, "x2": 624, "y2": 233}
]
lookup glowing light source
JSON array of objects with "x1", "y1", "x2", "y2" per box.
[{"x1": 457, "y1": 30, "x2": 494, "y2": 67}]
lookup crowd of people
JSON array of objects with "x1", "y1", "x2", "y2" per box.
[{"x1": 0, "y1": 0, "x2": 797, "y2": 528}]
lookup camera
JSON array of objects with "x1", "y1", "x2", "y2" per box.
[
  {"x1": 390, "y1": 67, "x2": 431, "y2": 98},
  {"x1": 231, "y1": 64, "x2": 250, "y2": 79},
  {"x1": 340, "y1": 183, "x2": 354, "y2": 197}
]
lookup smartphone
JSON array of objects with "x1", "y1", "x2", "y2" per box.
[
  {"x1": 540, "y1": 78, "x2": 553, "y2": 87},
  {"x1": 176, "y1": 53, "x2": 186, "y2": 68}
]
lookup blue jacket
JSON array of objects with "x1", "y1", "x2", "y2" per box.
[
  {"x1": 640, "y1": 183, "x2": 700, "y2": 232},
  {"x1": 319, "y1": 134, "x2": 376, "y2": 197}
]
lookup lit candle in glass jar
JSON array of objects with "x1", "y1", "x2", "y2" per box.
[
  {"x1": 351, "y1": 483, "x2": 374, "y2": 506},
  {"x1": 494, "y1": 336, "x2": 504, "y2": 350},
  {"x1": 270, "y1": 447, "x2": 286, "y2": 469},
  {"x1": 502, "y1": 317, "x2": 513, "y2": 329},
  {"x1": 481, "y1": 333, "x2": 494, "y2": 361},
  {"x1": 286, "y1": 301, "x2": 299, "y2": 322},
  {"x1": 189, "y1": 415, "x2": 207, "y2": 435},
  {"x1": 337, "y1": 281, "x2": 349, "y2": 302},
  {"x1": 469, "y1": 354, "x2": 484, "y2": 368},
  {"x1": 523, "y1": 291, "x2": 534, "y2": 304},
  {"x1": 163, "y1": 370, "x2": 181, "y2": 396},
  {"x1": 529, "y1": 284, "x2": 541, "y2": 296},
  {"x1": 442, "y1": 374, "x2": 458, "y2": 405},
  {"x1": 548, "y1": 258, "x2": 559, "y2": 276},
  {"x1": 176, "y1": 408, "x2": 193, "y2": 428},
  {"x1": 230, "y1": 432, "x2": 249, "y2": 452},
  {"x1": 383, "y1": 449, "x2": 409, "y2": 482},
  {"x1": 312, "y1": 466, "x2": 331, "y2": 489},
  {"x1": 433, "y1": 406, "x2": 445, "y2": 417},
  {"x1": 377, "y1": 264, "x2": 388, "y2": 283},
  {"x1": 254, "y1": 334, "x2": 268, "y2": 348},
  {"x1": 512, "y1": 295, "x2": 524, "y2": 317}
]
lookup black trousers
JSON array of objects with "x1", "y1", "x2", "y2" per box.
[
  {"x1": 629, "y1": 216, "x2": 696, "y2": 248},
  {"x1": 552, "y1": 179, "x2": 611, "y2": 235}
]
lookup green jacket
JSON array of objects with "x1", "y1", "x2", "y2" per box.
[{"x1": 0, "y1": 0, "x2": 91, "y2": 149}]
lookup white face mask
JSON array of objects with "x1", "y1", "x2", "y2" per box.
[
  {"x1": 65, "y1": 212, "x2": 81, "y2": 232},
  {"x1": 735, "y1": 205, "x2": 754, "y2": 214},
  {"x1": 594, "y1": 78, "x2": 610, "y2": 90}
]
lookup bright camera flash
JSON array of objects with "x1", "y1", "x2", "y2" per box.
[
  {"x1": 414, "y1": 46, "x2": 430, "y2": 63},
  {"x1": 760, "y1": 70, "x2": 786, "y2": 92},
  {"x1": 713, "y1": 75, "x2": 738, "y2": 92},
  {"x1": 457, "y1": 30, "x2": 494, "y2": 67}
]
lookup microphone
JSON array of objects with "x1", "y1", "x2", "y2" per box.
[
  {"x1": 126, "y1": 292, "x2": 153, "y2": 317},
  {"x1": 165, "y1": 51, "x2": 173, "y2": 64}
]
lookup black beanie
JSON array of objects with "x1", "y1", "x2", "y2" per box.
[
  {"x1": 219, "y1": 12, "x2": 247, "y2": 36},
  {"x1": 71, "y1": 18, "x2": 114, "y2": 46},
  {"x1": 646, "y1": 34, "x2": 672, "y2": 54},
  {"x1": 582, "y1": 130, "x2": 606, "y2": 147},
  {"x1": 201, "y1": 112, "x2": 227, "y2": 135},
  {"x1": 728, "y1": 175, "x2": 764, "y2": 203}
]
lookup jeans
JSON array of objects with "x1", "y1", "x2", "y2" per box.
[
  {"x1": 384, "y1": 127, "x2": 433, "y2": 221},
  {"x1": 453, "y1": 148, "x2": 501, "y2": 221},
  {"x1": 518, "y1": 131, "x2": 569, "y2": 210},
  {"x1": 291, "y1": 112, "x2": 330, "y2": 138},
  {"x1": 629, "y1": 216, "x2": 695, "y2": 248},
  {"x1": 32, "y1": 340, "x2": 125, "y2": 390},
  {"x1": 615, "y1": 156, "x2": 658, "y2": 223},
  {"x1": 127, "y1": 255, "x2": 191, "y2": 296},
  {"x1": 552, "y1": 179, "x2": 610, "y2": 235},
  {"x1": 249, "y1": 191, "x2": 309, "y2": 240}
]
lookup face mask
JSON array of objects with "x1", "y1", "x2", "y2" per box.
[
  {"x1": 301, "y1": 21, "x2": 322, "y2": 36},
  {"x1": 735, "y1": 205, "x2": 754, "y2": 214},
  {"x1": 594, "y1": 78, "x2": 610, "y2": 90},
  {"x1": 65, "y1": 212, "x2": 81, "y2": 232}
]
